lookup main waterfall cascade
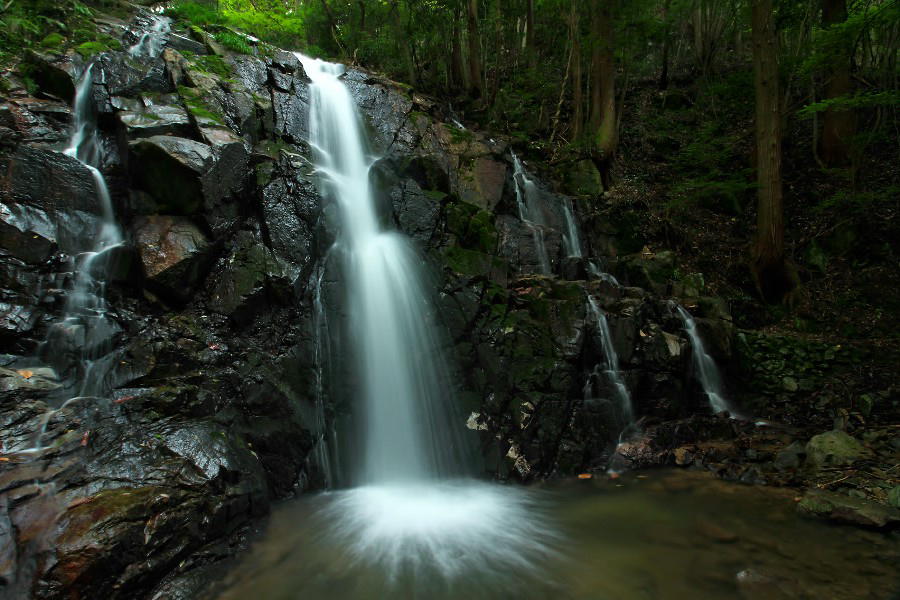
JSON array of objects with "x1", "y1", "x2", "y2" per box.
[{"x1": 294, "y1": 54, "x2": 559, "y2": 587}]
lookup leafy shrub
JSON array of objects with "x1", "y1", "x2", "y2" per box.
[
  {"x1": 164, "y1": 2, "x2": 221, "y2": 27},
  {"x1": 214, "y1": 30, "x2": 253, "y2": 54}
]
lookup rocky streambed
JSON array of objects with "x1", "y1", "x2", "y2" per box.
[{"x1": 0, "y1": 5, "x2": 897, "y2": 599}]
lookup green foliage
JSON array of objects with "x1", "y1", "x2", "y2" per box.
[
  {"x1": 445, "y1": 200, "x2": 497, "y2": 254},
  {"x1": 164, "y1": 2, "x2": 221, "y2": 27},
  {"x1": 816, "y1": 185, "x2": 900, "y2": 213},
  {"x1": 799, "y1": 91, "x2": 900, "y2": 118},
  {"x1": 165, "y1": 1, "x2": 306, "y2": 51},
  {"x1": 214, "y1": 30, "x2": 253, "y2": 54},
  {"x1": 737, "y1": 331, "x2": 862, "y2": 396}
]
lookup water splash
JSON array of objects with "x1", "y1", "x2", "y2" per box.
[
  {"x1": 321, "y1": 482, "x2": 560, "y2": 581},
  {"x1": 673, "y1": 304, "x2": 741, "y2": 417}
]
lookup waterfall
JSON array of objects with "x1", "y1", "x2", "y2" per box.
[
  {"x1": 561, "y1": 197, "x2": 583, "y2": 258},
  {"x1": 40, "y1": 64, "x2": 123, "y2": 400},
  {"x1": 510, "y1": 152, "x2": 552, "y2": 275},
  {"x1": 586, "y1": 296, "x2": 635, "y2": 437},
  {"x1": 293, "y1": 53, "x2": 557, "y2": 583},
  {"x1": 128, "y1": 15, "x2": 170, "y2": 58},
  {"x1": 297, "y1": 54, "x2": 465, "y2": 484},
  {"x1": 674, "y1": 304, "x2": 740, "y2": 417}
]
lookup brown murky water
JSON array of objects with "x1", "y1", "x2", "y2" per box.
[{"x1": 214, "y1": 471, "x2": 899, "y2": 600}]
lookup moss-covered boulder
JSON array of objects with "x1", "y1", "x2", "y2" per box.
[{"x1": 805, "y1": 430, "x2": 864, "y2": 470}]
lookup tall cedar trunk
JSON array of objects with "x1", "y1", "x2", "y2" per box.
[
  {"x1": 451, "y1": 4, "x2": 469, "y2": 92},
  {"x1": 526, "y1": 0, "x2": 535, "y2": 64},
  {"x1": 390, "y1": 1, "x2": 417, "y2": 87},
  {"x1": 820, "y1": 0, "x2": 856, "y2": 167},
  {"x1": 571, "y1": 4, "x2": 584, "y2": 140},
  {"x1": 659, "y1": 0, "x2": 671, "y2": 90},
  {"x1": 589, "y1": 0, "x2": 617, "y2": 187},
  {"x1": 751, "y1": 0, "x2": 792, "y2": 303},
  {"x1": 467, "y1": 0, "x2": 484, "y2": 99}
]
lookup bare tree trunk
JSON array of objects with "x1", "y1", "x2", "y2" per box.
[
  {"x1": 659, "y1": 0, "x2": 671, "y2": 90},
  {"x1": 451, "y1": 3, "x2": 469, "y2": 92},
  {"x1": 390, "y1": 1, "x2": 417, "y2": 87},
  {"x1": 467, "y1": 0, "x2": 484, "y2": 100},
  {"x1": 820, "y1": 0, "x2": 856, "y2": 167},
  {"x1": 526, "y1": 0, "x2": 535, "y2": 65},
  {"x1": 571, "y1": 3, "x2": 584, "y2": 140},
  {"x1": 589, "y1": 0, "x2": 617, "y2": 187},
  {"x1": 751, "y1": 0, "x2": 793, "y2": 303}
]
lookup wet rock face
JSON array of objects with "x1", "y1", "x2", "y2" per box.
[{"x1": 0, "y1": 146, "x2": 107, "y2": 255}]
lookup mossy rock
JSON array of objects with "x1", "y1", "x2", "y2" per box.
[
  {"x1": 40, "y1": 33, "x2": 66, "y2": 49},
  {"x1": 445, "y1": 200, "x2": 497, "y2": 254},
  {"x1": 805, "y1": 430, "x2": 864, "y2": 471},
  {"x1": 564, "y1": 159, "x2": 603, "y2": 197}
]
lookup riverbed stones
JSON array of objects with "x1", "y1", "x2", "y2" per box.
[{"x1": 798, "y1": 489, "x2": 900, "y2": 529}]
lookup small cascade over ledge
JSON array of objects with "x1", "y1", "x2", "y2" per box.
[
  {"x1": 511, "y1": 151, "x2": 552, "y2": 275},
  {"x1": 586, "y1": 295, "x2": 636, "y2": 443},
  {"x1": 38, "y1": 63, "x2": 124, "y2": 406},
  {"x1": 674, "y1": 303, "x2": 742, "y2": 418}
]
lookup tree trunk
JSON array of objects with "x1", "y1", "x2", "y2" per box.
[
  {"x1": 659, "y1": 0, "x2": 671, "y2": 90},
  {"x1": 589, "y1": 0, "x2": 617, "y2": 186},
  {"x1": 571, "y1": 3, "x2": 584, "y2": 141},
  {"x1": 751, "y1": 0, "x2": 793, "y2": 303},
  {"x1": 390, "y1": 1, "x2": 417, "y2": 87},
  {"x1": 451, "y1": 4, "x2": 469, "y2": 92},
  {"x1": 467, "y1": 0, "x2": 484, "y2": 99},
  {"x1": 820, "y1": 0, "x2": 856, "y2": 167},
  {"x1": 526, "y1": 0, "x2": 535, "y2": 64}
]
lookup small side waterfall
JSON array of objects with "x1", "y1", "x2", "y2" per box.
[
  {"x1": 511, "y1": 152, "x2": 552, "y2": 275},
  {"x1": 586, "y1": 296, "x2": 635, "y2": 437},
  {"x1": 674, "y1": 304, "x2": 739, "y2": 416},
  {"x1": 41, "y1": 64, "x2": 123, "y2": 400},
  {"x1": 561, "y1": 198, "x2": 583, "y2": 258},
  {"x1": 128, "y1": 15, "x2": 170, "y2": 58}
]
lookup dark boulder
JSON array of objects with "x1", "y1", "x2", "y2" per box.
[{"x1": 132, "y1": 215, "x2": 214, "y2": 303}]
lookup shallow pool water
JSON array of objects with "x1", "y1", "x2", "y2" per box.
[{"x1": 214, "y1": 471, "x2": 899, "y2": 600}]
